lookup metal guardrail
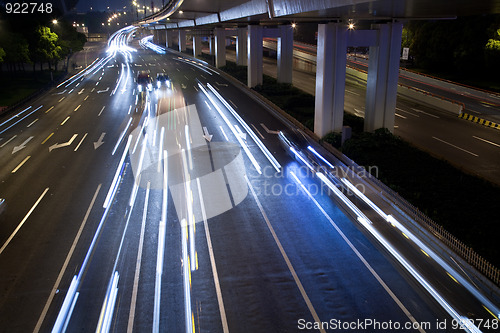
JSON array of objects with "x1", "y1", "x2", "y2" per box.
[
  {"x1": 338, "y1": 153, "x2": 500, "y2": 286},
  {"x1": 195, "y1": 45, "x2": 500, "y2": 288}
]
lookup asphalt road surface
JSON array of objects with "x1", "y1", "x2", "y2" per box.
[{"x1": 0, "y1": 30, "x2": 498, "y2": 333}]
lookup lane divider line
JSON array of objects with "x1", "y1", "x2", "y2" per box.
[{"x1": 0, "y1": 187, "x2": 49, "y2": 254}]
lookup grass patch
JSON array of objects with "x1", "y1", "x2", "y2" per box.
[
  {"x1": 0, "y1": 71, "x2": 63, "y2": 107},
  {"x1": 343, "y1": 129, "x2": 500, "y2": 267}
]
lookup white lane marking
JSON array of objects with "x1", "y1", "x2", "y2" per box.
[
  {"x1": 396, "y1": 107, "x2": 420, "y2": 117},
  {"x1": 246, "y1": 177, "x2": 326, "y2": 333},
  {"x1": 74, "y1": 133, "x2": 88, "y2": 151},
  {"x1": 219, "y1": 126, "x2": 229, "y2": 141},
  {"x1": 127, "y1": 183, "x2": 150, "y2": 333},
  {"x1": 11, "y1": 156, "x2": 31, "y2": 173},
  {"x1": 0, "y1": 188, "x2": 49, "y2": 254},
  {"x1": 45, "y1": 106, "x2": 54, "y2": 114},
  {"x1": 0, "y1": 135, "x2": 17, "y2": 148},
  {"x1": 432, "y1": 136, "x2": 478, "y2": 157},
  {"x1": 228, "y1": 99, "x2": 238, "y2": 109},
  {"x1": 197, "y1": 178, "x2": 229, "y2": 333},
  {"x1": 346, "y1": 89, "x2": 360, "y2": 96},
  {"x1": 251, "y1": 124, "x2": 265, "y2": 140},
  {"x1": 291, "y1": 173, "x2": 425, "y2": 333},
  {"x1": 260, "y1": 123, "x2": 279, "y2": 135},
  {"x1": 193, "y1": 85, "x2": 198, "y2": 92},
  {"x1": 395, "y1": 113, "x2": 407, "y2": 119},
  {"x1": 61, "y1": 117, "x2": 70, "y2": 126},
  {"x1": 74, "y1": 104, "x2": 81, "y2": 112},
  {"x1": 27, "y1": 119, "x2": 39, "y2": 127},
  {"x1": 473, "y1": 135, "x2": 500, "y2": 148},
  {"x1": 98, "y1": 106, "x2": 106, "y2": 116},
  {"x1": 33, "y1": 185, "x2": 101, "y2": 333},
  {"x1": 59, "y1": 97, "x2": 65, "y2": 102},
  {"x1": 411, "y1": 108, "x2": 440, "y2": 118}
]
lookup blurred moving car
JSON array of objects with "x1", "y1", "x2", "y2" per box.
[
  {"x1": 137, "y1": 71, "x2": 152, "y2": 92},
  {"x1": 156, "y1": 73, "x2": 171, "y2": 89}
]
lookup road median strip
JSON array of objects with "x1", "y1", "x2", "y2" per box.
[{"x1": 459, "y1": 112, "x2": 500, "y2": 130}]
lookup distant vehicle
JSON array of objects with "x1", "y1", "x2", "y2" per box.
[
  {"x1": 137, "y1": 71, "x2": 152, "y2": 92},
  {"x1": 156, "y1": 73, "x2": 171, "y2": 88}
]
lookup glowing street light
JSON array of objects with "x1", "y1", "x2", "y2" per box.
[{"x1": 52, "y1": 19, "x2": 58, "y2": 24}]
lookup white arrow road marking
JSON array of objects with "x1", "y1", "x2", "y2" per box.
[
  {"x1": 260, "y1": 123, "x2": 279, "y2": 135},
  {"x1": 12, "y1": 136, "x2": 34, "y2": 154},
  {"x1": 234, "y1": 125, "x2": 247, "y2": 141},
  {"x1": 181, "y1": 83, "x2": 187, "y2": 89},
  {"x1": 49, "y1": 134, "x2": 78, "y2": 152},
  {"x1": 78, "y1": 88, "x2": 85, "y2": 95},
  {"x1": 97, "y1": 87, "x2": 109, "y2": 94},
  {"x1": 202, "y1": 127, "x2": 212, "y2": 142},
  {"x1": 94, "y1": 132, "x2": 106, "y2": 149}
]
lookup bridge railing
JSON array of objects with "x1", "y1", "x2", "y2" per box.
[{"x1": 330, "y1": 146, "x2": 500, "y2": 286}]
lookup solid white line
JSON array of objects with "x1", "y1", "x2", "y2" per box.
[
  {"x1": 473, "y1": 135, "x2": 500, "y2": 148},
  {"x1": 246, "y1": 177, "x2": 325, "y2": 333},
  {"x1": 396, "y1": 107, "x2": 420, "y2": 117},
  {"x1": 33, "y1": 184, "x2": 101, "y2": 333},
  {"x1": 74, "y1": 133, "x2": 88, "y2": 151},
  {"x1": 432, "y1": 136, "x2": 478, "y2": 157},
  {"x1": 412, "y1": 108, "x2": 440, "y2": 118},
  {"x1": 395, "y1": 113, "x2": 407, "y2": 119},
  {"x1": 127, "y1": 183, "x2": 150, "y2": 333},
  {"x1": 197, "y1": 178, "x2": 229, "y2": 333},
  {"x1": 0, "y1": 188, "x2": 49, "y2": 255},
  {"x1": 12, "y1": 155, "x2": 31, "y2": 173},
  {"x1": 346, "y1": 89, "x2": 360, "y2": 96}
]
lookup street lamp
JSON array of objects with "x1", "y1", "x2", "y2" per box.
[{"x1": 52, "y1": 19, "x2": 58, "y2": 24}]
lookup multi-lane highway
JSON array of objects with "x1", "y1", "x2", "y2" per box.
[
  {"x1": 0, "y1": 28, "x2": 499, "y2": 332},
  {"x1": 240, "y1": 40, "x2": 500, "y2": 185}
]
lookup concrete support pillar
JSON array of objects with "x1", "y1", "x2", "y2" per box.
[
  {"x1": 236, "y1": 27, "x2": 247, "y2": 66},
  {"x1": 314, "y1": 23, "x2": 347, "y2": 137},
  {"x1": 215, "y1": 28, "x2": 226, "y2": 68},
  {"x1": 193, "y1": 36, "x2": 202, "y2": 57},
  {"x1": 166, "y1": 30, "x2": 174, "y2": 48},
  {"x1": 365, "y1": 22, "x2": 403, "y2": 132},
  {"x1": 178, "y1": 30, "x2": 186, "y2": 52},
  {"x1": 209, "y1": 36, "x2": 215, "y2": 55},
  {"x1": 247, "y1": 25, "x2": 263, "y2": 88},
  {"x1": 277, "y1": 25, "x2": 293, "y2": 84}
]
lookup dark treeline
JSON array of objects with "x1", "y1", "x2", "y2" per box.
[
  {"x1": 0, "y1": 6, "x2": 86, "y2": 77},
  {"x1": 402, "y1": 15, "x2": 500, "y2": 79}
]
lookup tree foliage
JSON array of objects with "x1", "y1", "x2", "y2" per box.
[{"x1": 404, "y1": 15, "x2": 500, "y2": 78}]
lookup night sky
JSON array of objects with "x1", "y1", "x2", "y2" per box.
[{"x1": 75, "y1": 0, "x2": 130, "y2": 12}]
